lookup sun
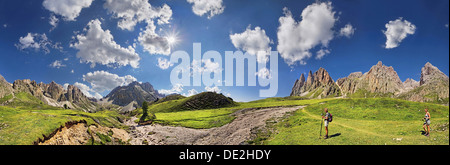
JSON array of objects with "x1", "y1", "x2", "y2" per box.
[
  {"x1": 167, "y1": 35, "x2": 178, "y2": 46},
  {"x1": 165, "y1": 31, "x2": 180, "y2": 48}
]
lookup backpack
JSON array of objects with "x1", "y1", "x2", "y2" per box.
[{"x1": 328, "y1": 113, "x2": 333, "y2": 122}]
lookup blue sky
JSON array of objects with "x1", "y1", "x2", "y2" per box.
[{"x1": 0, "y1": 0, "x2": 448, "y2": 102}]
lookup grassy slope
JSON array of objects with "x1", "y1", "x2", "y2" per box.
[
  {"x1": 0, "y1": 93, "x2": 124, "y2": 145},
  {"x1": 263, "y1": 98, "x2": 449, "y2": 145},
  {"x1": 148, "y1": 97, "x2": 336, "y2": 129},
  {"x1": 3, "y1": 91, "x2": 447, "y2": 145}
]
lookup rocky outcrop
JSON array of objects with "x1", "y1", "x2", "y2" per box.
[
  {"x1": 402, "y1": 78, "x2": 419, "y2": 93},
  {"x1": 420, "y1": 62, "x2": 449, "y2": 86},
  {"x1": 291, "y1": 61, "x2": 449, "y2": 103},
  {"x1": 0, "y1": 74, "x2": 13, "y2": 99},
  {"x1": 363, "y1": 61, "x2": 403, "y2": 94},
  {"x1": 290, "y1": 73, "x2": 305, "y2": 96},
  {"x1": 336, "y1": 61, "x2": 404, "y2": 96},
  {"x1": 43, "y1": 81, "x2": 65, "y2": 101},
  {"x1": 336, "y1": 72, "x2": 363, "y2": 96},
  {"x1": 35, "y1": 120, "x2": 130, "y2": 145},
  {"x1": 63, "y1": 84, "x2": 90, "y2": 103},
  {"x1": 399, "y1": 62, "x2": 449, "y2": 103},
  {"x1": 3, "y1": 77, "x2": 96, "y2": 111},
  {"x1": 12, "y1": 79, "x2": 45, "y2": 99},
  {"x1": 290, "y1": 68, "x2": 341, "y2": 98},
  {"x1": 106, "y1": 81, "x2": 163, "y2": 107}
]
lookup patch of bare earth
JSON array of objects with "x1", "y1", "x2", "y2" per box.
[{"x1": 126, "y1": 106, "x2": 303, "y2": 145}]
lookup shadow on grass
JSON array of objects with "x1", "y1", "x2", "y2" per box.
[{"x1": 329, "y1": 133, "x2": 341, "y2": 138}]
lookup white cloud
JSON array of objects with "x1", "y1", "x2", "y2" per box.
[
  {"x1": 230, "y1": 26, "x2": 272, "y2": 64},
  {"x1": 49, "y1": 15, "x2": 59, "y2": 31},
  {"x1": 42, "y1": 0, "x2": 93, "y2": 21},
  {"x1": 158, "y1": 83, "x2": 184, "y2": 95},
  {"x1": 82, "y1": 70, "x2": 137, "y2": 93},
  {"x1": 277, "y1": 2, "x2": 337, "y2": 65},
  {"x1": 73, "y1": 82, "x2": 103, "y2": 99},
  {"x1": 17, "y1": 33, "x2": 41, "y2": 50},
  {"x1": 49, "y1": 60, "x2": 66, "y2": 69},
  {"x1": 138, "y1": 22, "x2": 171, "y2": 55},
  {"x1": 104, "y1": 0, "x2": 173, "y2": 55},
  {"x1": 315, "y1": 49, "x2": 330, "y2": 60},
  {"x1": 157, "y1": 57, "x2": 173, "y2": 70},
  {"x1": 71, "y1": 19, "x2": 140, "y2": 68},
  {"x1": 63, "y1": 83, "x2": 70, "y2": 90},
  {"x1": 191, "y1": 59, "x2": 222, "y2": 75},
  {"x1": 15, "y1": 33, "x2": 62, "y2": 54},
  {"x1": 187, "y1": 0, "x2": 225, "y2": 19},
  {"x1": 104, "y1": 0, "x2": 172, "y2": 31},
  {"x1": 339, "y1": 23, "x2": 355, "y2": 38},
  {"x1": 256, "y1": 67, "x2": 272, "y2": 79},
  {"x1": 205, "y1": 86, "x2": 221, "y2": 93},
  {"x1": 383, "y1": 17, "x2": 416, "y2": 49}
]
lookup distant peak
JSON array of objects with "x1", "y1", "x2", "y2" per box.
[
  {"x1": 424, "y1": 62, "x2": 434, "y2": 68},
  {"x1": 377, "y1": 61, "x2": 383, "y2": 66},
  {"x1": 128, "y1": 81, "x2": 141, "y2": 86}
]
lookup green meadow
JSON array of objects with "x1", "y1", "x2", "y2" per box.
[
  {"x1": 0, "y1": 93, "x2": 124, "y2": 145},
  {"x1": 135, "y1": 97, "x2": 336, "y2": 129},
  {"x1": 260, "y1": 98, "x2": 449, "y2": 145},
  {"x1": 1, "y1": 92, "x2": 448, "y2": 145}
]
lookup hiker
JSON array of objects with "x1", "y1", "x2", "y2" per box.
[
  {"x1": 322, "y1": 108, "x2": 330, "y2": 139},
  {"x1": 423, "y1": 108, "x2": 431, "y2": 136}
]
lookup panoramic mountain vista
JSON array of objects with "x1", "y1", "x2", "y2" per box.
[{"x1": 0, "y1": 0, "x2": 448, "y2": 158}]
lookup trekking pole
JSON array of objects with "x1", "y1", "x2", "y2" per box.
[{"x1": 319, "y1": 113, "x2": 323, "y2": 139}]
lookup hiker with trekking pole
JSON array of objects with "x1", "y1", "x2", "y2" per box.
[
  {"x1": 422, "y1": 108, "x2": 431, "y2": 137},
  {"x1": 321, "y1": 108, "x2": 332, "y2": 139}
]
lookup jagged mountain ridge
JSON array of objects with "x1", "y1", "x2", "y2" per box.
[
  {"x1": 105, "y1": 81, "x2": 164, "y2": 107},
  {"x1": 336, "y1": 61, "x2": 404, "y2": 96},
  {"x1": 1, "y1": 73, "x2": 168, "y2": 111},
  {"x1": 291, "y1": 61, "x2": 449, "y2": 103},
  {"x1": 290, "y1": 68, "x2": 340, "y2": 98},
  {"x1": 398, "y1": 62, "x2": 449, "y2": 103},
  {"x1": 0, "y1": 75, "x2": 96, "y2": 111}
]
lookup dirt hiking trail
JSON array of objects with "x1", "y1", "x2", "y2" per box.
[{"x1": 126, "y1": 106, "x2": 304, "y2": 145}]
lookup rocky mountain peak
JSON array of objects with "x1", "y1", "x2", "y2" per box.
[
  {"x1": 348, "y1": 72, "x2": 363, "y2": 79},
  {"x1": 291, "y1": 67, "x2": 340, "y2": 98},
  {"x1": 12, "y1": 79, "x2": 43, "y2": 97},
  {"x1": 364, "y1": 61, "x2": 403, "y2": 93},
  {"x1": 299, "y1": 73, "x2": 306, "y2": 86},
  {"x1": 44, "y1": 81, "x2": 65, "y2": 100},
  {"x1": 420, "y1": 62, "x2": 449, "y2": 86},
  {"x1": 376, "y1": 61, "x2": 383, "y2": 67},
  {"x1": 0, "y1": 74, "x2": 13, "y2": 99},
  {"x1": 314, "y1": 67, "x2": 334, "y2": 86},
  {"x1": 402, "y1": 78, "x2": 419, "y2": 92},
  {"x1": 106, "y1": 81, "x2": 163, "y2": 107}
]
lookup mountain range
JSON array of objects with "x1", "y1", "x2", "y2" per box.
[
  {"x1": 0, "y1": 75, "x2": 164, "y2": 112},
  {"x1": 291, "y1": 61, "x2": 449, "y2": 104},
  {"x1": 1, "y1": 61, "x2": 448, "y2": 112},
  {"x1": 0, "y1": 77, "x2": 96, "y2": 111}
]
